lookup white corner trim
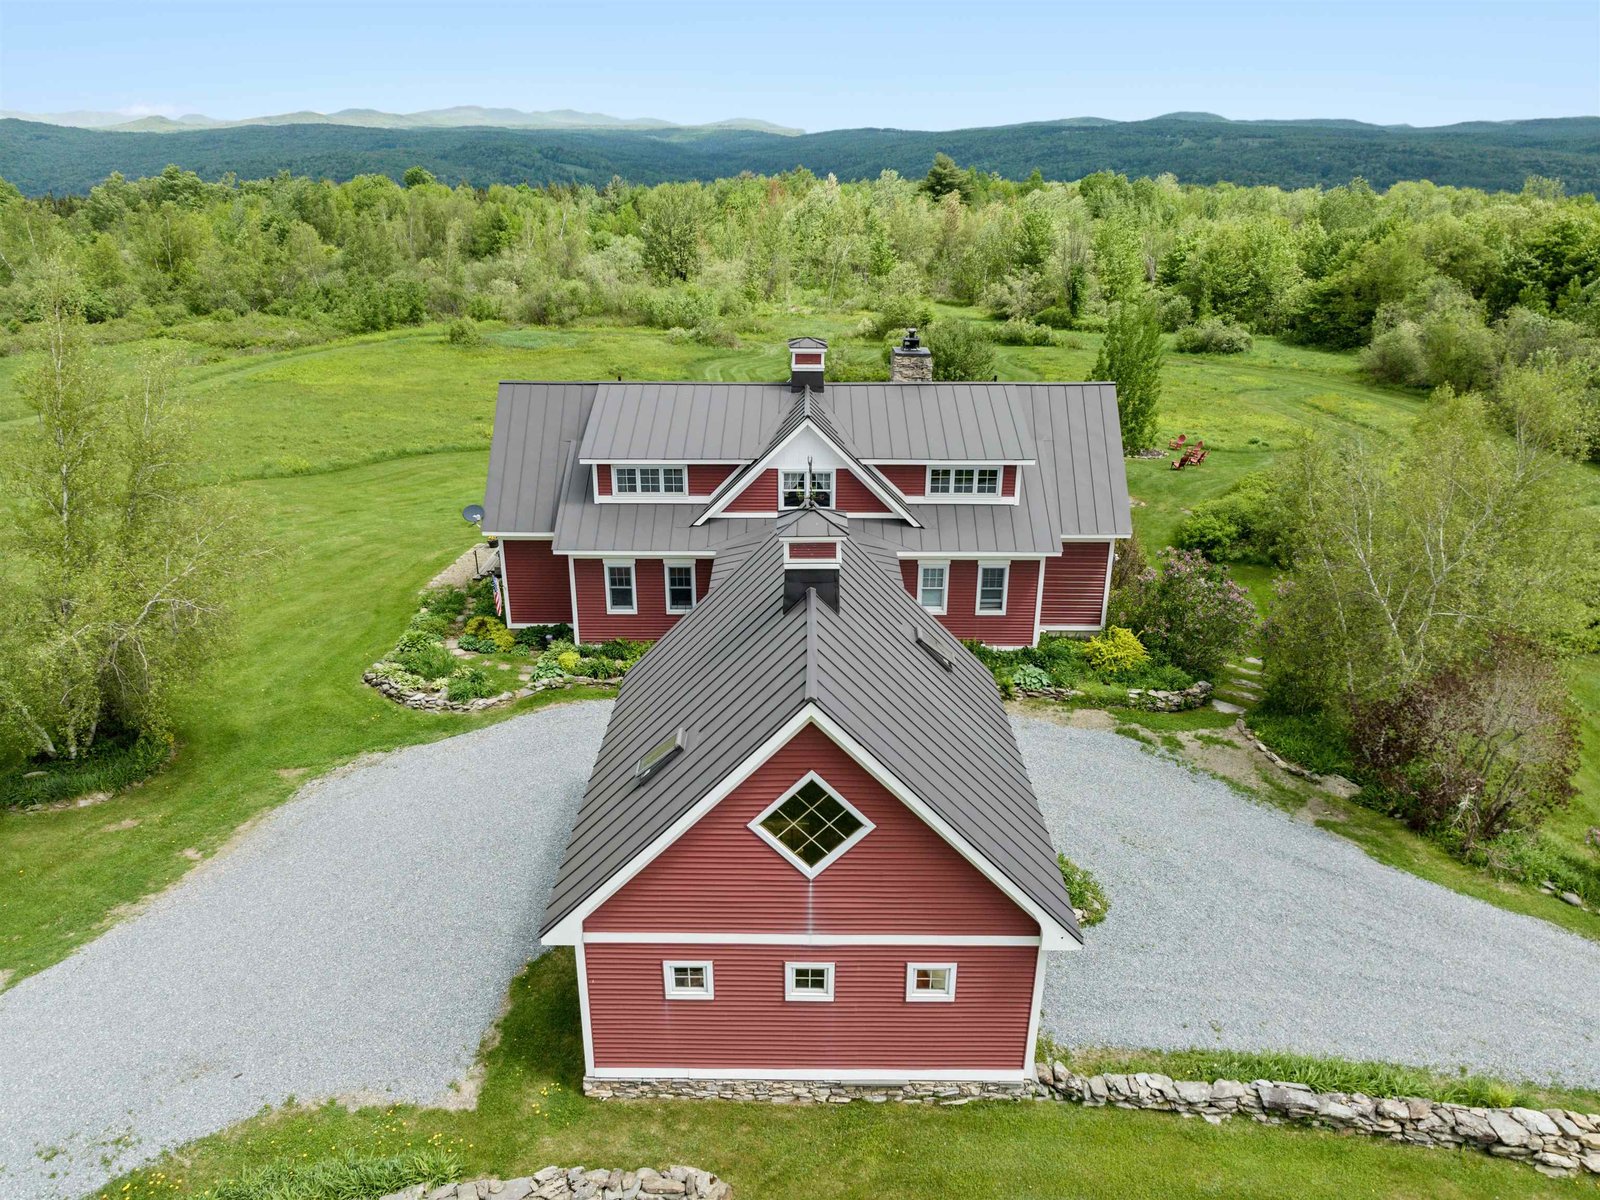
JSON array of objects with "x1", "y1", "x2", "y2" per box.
[
  {"x1": 662, "y1": 959, "x2": 715, "y2": 1000},
  {"x1": 567, "y1": 555, "x2": 582, "y2": 645},
  {"x1": 1032, "y1": 558, "x2": 1046, "y2": 647},
  {"x1": 1023, "y1": 945, "x2": 1048, "y2": 1072},
  {"x1": 784, "y1": 961, "x2": 835, "y2": 1002},
  {"x1": 905, "y1": 962, "x2": 957, "y2": 1003},
  {"x1": 575, "y1": 941, "x2": 596, "y2": 1075},
  {"x1": 1100, "y1": 541, "x2": 1115, "y2": 628},
  {"x1": 748, "y1": 770, "x2": 875, "y2": 879}
]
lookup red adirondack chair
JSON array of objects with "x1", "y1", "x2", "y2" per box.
[{"x1": 1168, "y1": 433, "x2": 1188, "y2": 450}]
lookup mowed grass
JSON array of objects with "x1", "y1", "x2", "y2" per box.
[
  {"x1": 4, "y1": 318, "x2": 1598, "y2": 982},
  {"x1": 104, "y1": 951, "x2": 1585, "y2": 1200}
]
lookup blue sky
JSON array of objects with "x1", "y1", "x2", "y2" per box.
[{"x1": 2, "y1": 0, "x2": 1596, "y2": 130}]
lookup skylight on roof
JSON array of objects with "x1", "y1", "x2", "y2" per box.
[
  {"x1": 634, "y1": 728, "x2": 685, "y2": 784},
  {"x1": 914, "y1": 626, "x2": 954, "y2": 672}
]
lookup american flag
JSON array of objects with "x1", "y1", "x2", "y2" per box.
[{"x1": 493, "y1": 575, "x2": 503, "y2": 617}]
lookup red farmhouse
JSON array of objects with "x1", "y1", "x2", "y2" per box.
[
  {"x1": 481, "y1": 333, "x2": 1132, "y2": 649},
  {"x1": 539, "y1": 508, "x2": 1082, "y2": 1095}
]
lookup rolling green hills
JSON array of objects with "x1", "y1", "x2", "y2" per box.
[{"x1": 5, "y1": 112, "x2": 1597, "y2": 196}]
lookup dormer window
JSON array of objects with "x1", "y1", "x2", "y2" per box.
[
  {"x1": 928, "y1": 466, "x2": 1000, "y2": 496},
  {"x1": 613, "y1": 465, "x2": 686, "y2": 496},
  {"x1": 781, "y1": 468, "x2": 833, "y2": 509}
]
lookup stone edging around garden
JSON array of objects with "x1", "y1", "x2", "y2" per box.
[
  {"x1": 362, "y1": 669, "x2": 620, "y2": 714},
  {"x1": 1015, "y1": 679, "x2": 1214, "y2": 713},
  {"x1": 382, "y1": 1165, "x2": 728, "y2": 1200},
  {"x1": 584, "y1": 1071, "x2": 1600, "y2": 1181},
  {"x1": 1232, "y1": 717, "x2": 1362, "y2": 798}
]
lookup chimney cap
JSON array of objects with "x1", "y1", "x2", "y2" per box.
[
  {"x1": 788, "y1": 336, "x2": 829, "y2": 350},
  {"x1": 901, "y1": 328, "x2": 921, "y2": 349}
]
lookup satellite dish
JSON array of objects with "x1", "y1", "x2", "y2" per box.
[{"x1": 461, "y1": 503, "x2": 485, "y2": 524}]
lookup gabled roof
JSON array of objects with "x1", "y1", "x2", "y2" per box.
[
  {"x1": 694, "y1": 390, "x2": 921, "y2": 526},
  {"x1": 776, "y1": 506, "x2": 850, "y2": 539},
  {"x1": 482, "y1": 383, "x2": 599, "y2": 534},
  {"x1": 788, "y1": 336, "x2": 829, "y2": 350},
  {"x1": 539, "y1": 525, "x2": 1082, "y2": 947}
]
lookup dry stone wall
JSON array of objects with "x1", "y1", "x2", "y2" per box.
[
  {"x1": 586, "y1": 1077, "x2": 1029, "y2": 1104},
  {"x1": 383, "y1": 1165, "x2": 728, "y2": 1200},
  {"x1": 1015, "y1": 680, "x2": 1213, "y2": 712}
]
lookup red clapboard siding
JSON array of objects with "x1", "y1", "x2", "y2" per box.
[
  {"x1": 596, "y1": 466, "x2": 612, "y2": 497},
  {"x1": 787, "y1": 542, "x2": 838, "y2": 559},
  {"x1": 899, "y1": 560, "x2": 1039, "y2": 648},
  {"x1": 501, "y1": 539, "x2": 572, "y2": 625},
  {"x1": 589, "y1": 722, "x2": 1037, "y2": 935},
  {"x1": 1041, "y1": 543, "x2": 1112, "y2": 629},
  {"x1": 689, "y1": 464, "x2": 739, "y2": 494},
  {"x1": 572, "y1": 558, "x2": 713, "y2": 642},
  {"x1": 878, "y1": 464, "x2": 925, "y2": 497},
  {"x1": 724, "y1": 469, "x2": 777, "y2": 513},
  {"x1": 1003, "y1": 465, "x2": 1017, "y2": 497},
  {"x1": 836, "y1": 469, "x2": 890, "y2": 513},
  {"x1": 585, "y1": 941, "x2": 1036, "y2": 1071}
]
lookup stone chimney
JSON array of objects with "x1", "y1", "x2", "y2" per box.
[
  {"x1": 788, "y1": 337, "x2": 827, "y2": 392},
  {"x1": 890, "y1": 328, "x2": 933, "y2": 383}
]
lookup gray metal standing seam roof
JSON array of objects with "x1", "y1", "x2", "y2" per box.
[
  {"x1": 489, "y1": 379, "x2": 1130, "y2": 545},
  {"x1": 538, "y1": 523, "x2": 1081, "y2": 943}
]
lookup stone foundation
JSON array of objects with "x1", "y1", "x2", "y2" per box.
[
  {"x1": 1015, "y1": 679, "x2": 1213, "y2": 712},
  {"x1": 585, "y1": 1076, "x2": 1031, "y2": 1104},
  {"x1": 384, "y1": 1165, "x2": 728, "y2": 1200}
]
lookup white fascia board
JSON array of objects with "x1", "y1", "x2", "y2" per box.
[
  {"x1": 863, "y1": 459, "x2": 1036, "y2": 468},
  {"x1": 581, "y1": 458, "x2": 749, "y2": 466},
  {"x1": 893, "y1": 551, "x2": 1048, "y2": 561},
  {"x1": 482, "y1": 531, "x2": 555, "y2": 539},
  {"x1": 583, "y1": 932, "x2": 1041, "y2": 946}
]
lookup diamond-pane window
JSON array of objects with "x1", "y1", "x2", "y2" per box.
[{"x1": 751, "y1": 773, "x2": 873, "y2": 876}]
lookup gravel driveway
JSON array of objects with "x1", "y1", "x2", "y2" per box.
[
  {"x1": 0, "y1": 701, "x2": 607, "y2": 1200},
  {"x1": 1020, "y1": 715, "x2": 1600, "y2": 1086},
  {"x1": 3, "y1": 702, "x2": 1598, "y2": 1198}
]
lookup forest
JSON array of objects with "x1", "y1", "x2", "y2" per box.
[{"x1": 3, "y1": 112, "x2": 1600, "y2": 197}]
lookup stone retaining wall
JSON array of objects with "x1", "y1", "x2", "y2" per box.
[
  {"x1": 383, "y1": 1165, "x2": 727, "y2": 1200},
  {"x1": 585, "y1": 1077, "x2": 1030, "y2": 1104},
  {"x1": 363, "y1": 670, "x2": 618, "y2": 714},
  {"x1": 1015, "y1": 680, "x2": 1213, "y2": 712},
  {"x1": 1038, "y1": 1063, "x2": 1600, "y2": 1180}
]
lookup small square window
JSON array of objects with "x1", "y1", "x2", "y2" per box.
[
  {"x1": 614, "y1": 467, "x2": 638, "y2": 494},
  {"x1": 661, "y1": 467, "x2": 686, "y2": 494},
  {"x1": 906, "y1": 962, "x2": 957, "y2": 1002},
  {"x1": 785, "y1": 961, "x2": 834, "y2": 1002},
  {"x1": 976, "y1": 468, "x2": 1000, "y2": 495},
  {"x1": 663, "y1": 960, "x2": 713, "y2": 999},
  {"x1": 637, "y1": 466, "x2": 660, "y2": 492}
]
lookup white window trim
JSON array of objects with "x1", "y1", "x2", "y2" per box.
[
  {"x1": 663, "y1": 559, "x2": 697, "y2": 613},
  {"x1": 975, "y1": 560, "x2": 1009, "y2": 616},
  {"x1": 784, "y1": 961, "x2": 835, "y2": 1002},
  {"x1": 603, "y1": 559, "x2": 637, "y2": 615},
  {"x1": 779, "y1": 466, "x2": 834, "y2": 510},
  {"x1": 906, "y1": 962, "x2": 958, "y2": 1003},
  {"x1": 662, "y1": 959, "x2": 714, "y2": 1000},
  {"x1": 922, "y1": 464, "x2": 1012, "y2": 505},
  {"x1": 748, "y1": 769, "x2": 875, "y2": 879},
  {"x1": 608, "y1": 463, "x2": 691, "y2": 501},
  {"x1": 917, "y1": 560, "x2": 949, "y2": 615}
]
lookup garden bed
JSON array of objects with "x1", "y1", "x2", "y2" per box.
[{"x1": 363, "y1": 577, "x2": 647, "y2": 713}]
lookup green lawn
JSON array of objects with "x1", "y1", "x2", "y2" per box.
[{"x1": 104, "y1": 951, "x2": 1586, "y2": 1200}]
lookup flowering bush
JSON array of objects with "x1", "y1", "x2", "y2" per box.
[
  {"x1": 1084, "y1": 626, "x2": 1150, "y2": 676},
  {"x1": 1109, "y1": 548, "x2": 1255, "y2": 679},
  {"x1": 556, "y1": 650, "x2": 581, "y2": 673}
]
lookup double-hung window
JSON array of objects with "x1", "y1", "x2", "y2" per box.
[
  {"x1": 664, "y1": 561, "x2": 696, "y2": 613},
  {"x1": 604, "y1": 560, "x2": 636, "y2": 614},
  {"x1": 612, "y1": 465, "x2": 687, "y2": 496},
  {"x1": 906, "y1": 962, "x2": 957, "y2": 1002},
  {"x1": 928, "y1": 466, "x2": 1001, "y2": 496},
  {"x1": 976, "y1": 562, "x2": 1008, "y2": 614},
  {"x1": 663, "y1": 960, "x2": 713, "y2": 999},
  {"x1": 785, "y1": 962, "x2": 834, "y2": 1002},
  {"x1": 918, "y1": 561, "x2": 948, "y2": 614},
  {"x1": 780, "y1": 468, "x2": 833, "y2": 509}
]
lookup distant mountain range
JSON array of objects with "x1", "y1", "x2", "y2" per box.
[
  {"x1": 3, "y1": 112, "x2": 1597, "y2": 196},
  {"x1": 0, "y1": 106, "x2": 803, "y2": 135}
]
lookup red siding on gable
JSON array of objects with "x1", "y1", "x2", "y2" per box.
[
  {"x1": 1041, "y1": 543, "x2": 1112, "y2": 629},
  {"x1": 1003, "y1": 465, "x2": 1018, "y2": 497},
  {"x1": 596, "y1": 466, "x2": 612, "y2": 497},
  {"x1": 501, "y1": 539, "x2": 572, "y2": 625},
  {"x1": 836, "y1": 469, "x2": 890, "y2": 513},
  {"x1": 589, "y1": 723, "x2": 1037, "y2": 936},
  {"x1": 786, "y1": 542, "x2": 838, "y2": 559},
  {"x1": 724, "y1": 469, "x2": 777, "y2": 513},
  {"x1": 572, "y1": 557, "x2": 713, "y2": 642},
  {"x1": 899, "y1": 559, "x2": 1039, "y2": 648},
  {"x1": 878, "y1": 464, "x2": 925, "y2": 497},
  {"x1": 585, "y1": 941, "x2": 1036, "y2": 1071},
  {"x1": 689, "y1": 464, "x2": 739, "y2": 494}
]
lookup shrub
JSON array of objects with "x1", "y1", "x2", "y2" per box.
[
  {"x1": 466, "y1": 576, "x2": 498, "y2": 618},
  {"x1": 1174, "y1": 318, "x2": 1253, "y2": 354},
  {"x1": 1084, "y1": 626, "x2": 1150, "y2": 677},
  {"x1": 990, "y1": 318, "x2": 1054, "y2": 346},
  {"x1": 1012, "y1": 664, "x2": 1054, "y2": 690},
  {"x1": 1, "y1": 729, "x2": 172, "y2": 809},
  {"x1": 1173, "y1": 472, "x2": 1294, "y2": 566},
  {"x1": 407, "y1": 610, "x2": 450, "y2": 637},
  {"x1": 1057, "y1": 853, "x2": 1109, "y2": 926},
  {"x1": 529, "y1": 657, "x2": 565, "y2": 681},
  {"x1": 556, "y1": 650, "x2": 581, "y2": 673},
  {"x1": 597, "y1": 637, "x2": 651, "y2": 662},
  {"x1": 924, "y1": 319, "x2": 997, "y2": 382},
  {"x1": 1110, "y1": 548, "x2": 1255, "y2": 679},
  {"x1": 463, "y1": 615, "x2": 518, "y2": 650},
  {"x1": 446, "y1": 317, "x2": 483, "y2": 347},
  {"x1": 1153, "y1": 290, "x2": 1194, "y2": 332},
  {"x1": 514, "y1": 623, "x2": 572, "y2": 649},
  {"x1": 1033, "y1": 305, "x2": 1078, "y2": 330},
  {"x1": 394, "y1": 628, "x2": 443, "y2": 653},
  {"x1": 420, "y1": 585, "x2": 468, "y2": 618},
  {"x1": 1349, "y1": 636, "x2": 1578, "y2": 850},
  {"x1": 856, "y1": 294, "x2": 934, "y2": 340},
  {"x1": 212, "y1": 1148, "x2": 459, "y2": 1200},
  {"x1": 445, "y1": 665, "x2": 496, "y2": 703},
  {"x1": 392, "y1": 634, "x2": 456, "y2": 681}
]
